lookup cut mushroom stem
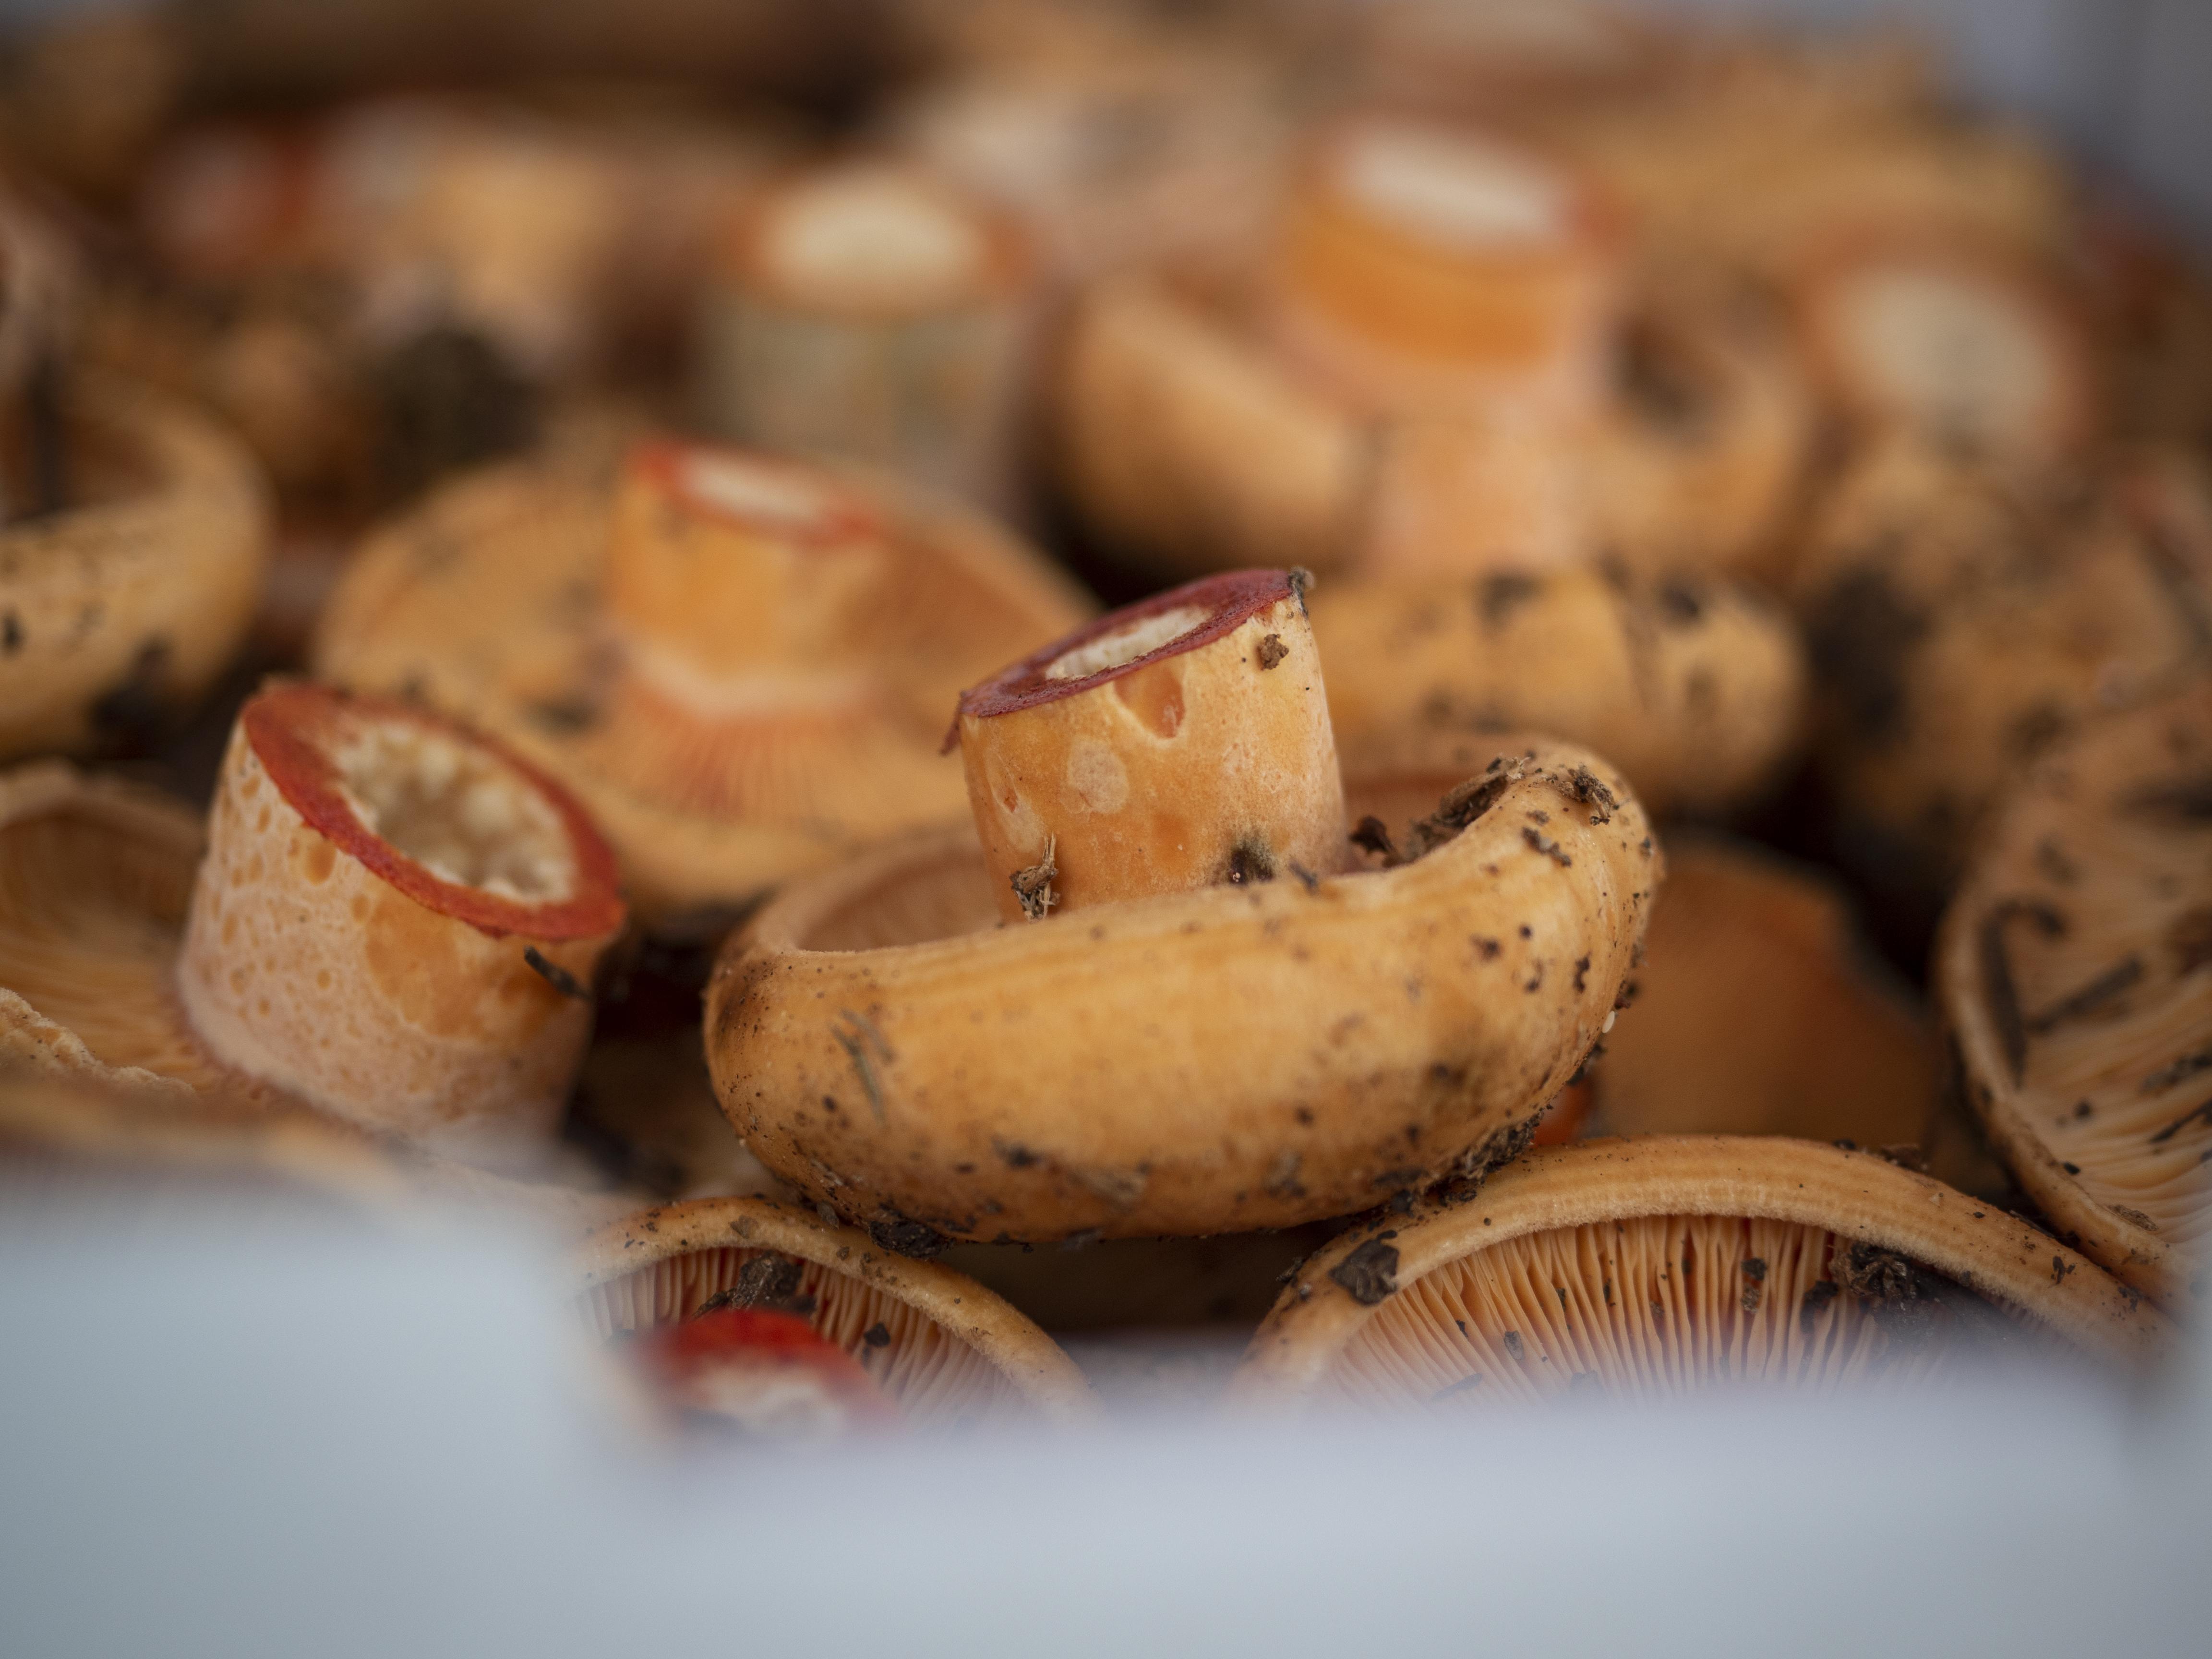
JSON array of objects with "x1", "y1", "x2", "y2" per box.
[
  {"x1": 695, "y1": 159, "x2": 1031, "y2": 507},
  {"x1": 630, "y1": 1306, "x2": 900, "y2": 1441},
  {"x1": 178, "y1": 680, "x2": 626, "y2": 1154},
  {"x1": 576, "y1": 1197, "x2": 1099, "y2": 1430},
  {"x1": 1274, "y1": 116, "x2": 1619, "y2": 421},
  {"x1": 606, "y1": 437, "x2": 893, "y2": 688},
  {"x1": 1229, "y1": 1136, "x2": 2172, "y2": 1413},
  {"x1": 952, "y1": 569, "x2": 1346, "y2": 921}
]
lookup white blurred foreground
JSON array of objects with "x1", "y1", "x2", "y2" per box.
[{"x1": 2, "y1": 1188, "x2": 2208, "y2": 1658}]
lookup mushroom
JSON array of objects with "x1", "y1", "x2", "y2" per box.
[
  {"x1": 1053, "y1": 275, "x2": 1366, "y2": 579},
  {"x1": 1788, "y1": 230, "x2": 2097, "y2": 463},
  {"x1": 1, "y1": 677, "x2": 628, "y2": 1157},
  {"x1": 706, "y1": 649, "x2": 1658, "y2": 1246},
  {"x1": 1581, "y1": 289, "x2": 1815, "y2": 580},
  {"x1": 1272, "y1": 115, "x2": 1621, "y2": 424},
  {"x1": 1792, "y1": 437, "x2": 2212, "y2": 903},
  {"x1": 576, "y1": 1196, "x2": 1098, "y2": 1428},
  {"x1": 0, "y1": 371, "x2": 270, "y2": 762},
  {"x1": 1313, "y1": 565, "x2": 1805, "y2": 817},
  {"x1": 313, "y1": 438, "x2": 1089, "y2": 915},
  {"x1": 694, "y1": 158, "x2": 1032, "y2": 508},
  {"x1": 1937, "y1": 673, "x2": 2212, "y2": 1315},
  {"x1": 1229, "y1": 1136, "x2": 2170, "y2": 1412},
  {"x1": 1590, "y1": 836, "x2": 1936, "y2": 1150},
  {"x1": 0, "y1": 761, "x2": 224, "y2": 1095},
  {"x1": 177, "y1": 680, "x2": 625, "y2": 1153},
  {"x1": 951, "y1": 569, "x2": 1343, "y2": 919}
]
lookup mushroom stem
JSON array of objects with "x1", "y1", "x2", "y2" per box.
[
  {"x1": 952, "y1": 569, "x2": 1346, "y2": 922},
  {"x1": 694, "y1": 160, "x2": 1030, "y2": 508},
  {"x1": 1273, "y1": 117, "x2": 1619, "y2": 422},
  {"x1": 605, "y1": 438, "x2": 891, "y2": 688},
  {"x1": 177, "y1": 681, "x2": 625, "y2": 1154}
]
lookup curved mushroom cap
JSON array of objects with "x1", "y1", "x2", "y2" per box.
[
  {"x1": 0, "y1": 371, "x2": 271, "y2": 762},
  {"x1": 575, "y1": 1197, "x2": 1098, "y2": 1429},
  {"x1": 1939, "y1": 675, "x2": 2212, "y2": 1314},
  {"x1": 1790, "y1": 232, "x2": 2097, "y2": 462},
  {"x1": 177, "y1": 681, "x2": 625, "y2": 1153},
  {"x1": 1055, "y1": 277, "x2": 1367, "y2": 581},
  {"x1": 1594, "y1": 837, "x2": 1936, "y2": 1148},
  {"x1": 0, "y1": 762, "x2": 230, "y2": 1095},
  {"x1": 1582, "y1": 290, "x2": 1815, "y2": 579},
  {"x1": 706, "y1": 733, "x2": 1658, "y2": 1245},
  {"x1": 1273, "y1": 115, "x2": 1621, "y2": 421},
  {"x1": 1314, "y1": 565, "x2": 1805, "y2": 816},
  {"x1": 1794, "y1": 438, "x2": 2212, "y2": 893},
  {"x1": 1230, "y1": 1137, "x2": 2170, "y2": 1412},
  {"x1": 313, "y1": 447, "x2": 1090, "y2": 914}
]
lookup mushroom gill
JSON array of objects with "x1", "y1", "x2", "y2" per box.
[
  {"x1": 1939, "y1": 673, "x2": 2212, "y2": 1313},
  {"x1": 1230, "y1": 1137, "x2": 2167, "y2": 1413},
  {"x1": 576, "y1": 1198, "x2": 1098, "y2": 1431},
  {"x1": 0, "y1": 762, "x2": 224, "y2": 1093}
]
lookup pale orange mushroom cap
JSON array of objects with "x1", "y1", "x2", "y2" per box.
[{"x1": 315, "y1": 443, "x2": 1088, "y2": 914}]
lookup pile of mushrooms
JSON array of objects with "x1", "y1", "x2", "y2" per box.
[{"x1": 3, "y1": 0, "x2": 2209, "y2": 1447}]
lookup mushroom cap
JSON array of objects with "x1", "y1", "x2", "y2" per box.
[
  {"x1": 313, "y1": 447, "x2": 1090, "y2": 914},
  {"x1": 0, "y1": 761, "x2": 233, "y2": 1096},
  {"x1": 1315, "y1": 565, "x2": 1806, "y2": 817},
  {"x1": 1052, "y1": 276, "x2": 1367, "y2": 580},
  {"x1": 1230, "y1": 1135, "x2": 2170, "y2": 1411},
  {"x1": 1582, "y1": 289, "x2": 1816, "y2": 579},
  {"x1": 1789, "y1": 229, "x2": 2098, "y2": 462},
  {"x1": 0, "y1": 371, "x2": 271, "y2": 761},
  {"x1": 1793, "y1": 438, "x2": 2211, "y2": 892},
  {"x1": 1594, "y1": 836, "x2": 1936, "y2": 1148},
  {"x1": 575, "y1": 1196, "x2": 1098, "y2": 1427},
  {"x1": 706, "y1": 733, "x2": 1659, "y2": 1244},
  {"x1": 1938, "y1": 674, "x2": 2212, "y2": 1314}
]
